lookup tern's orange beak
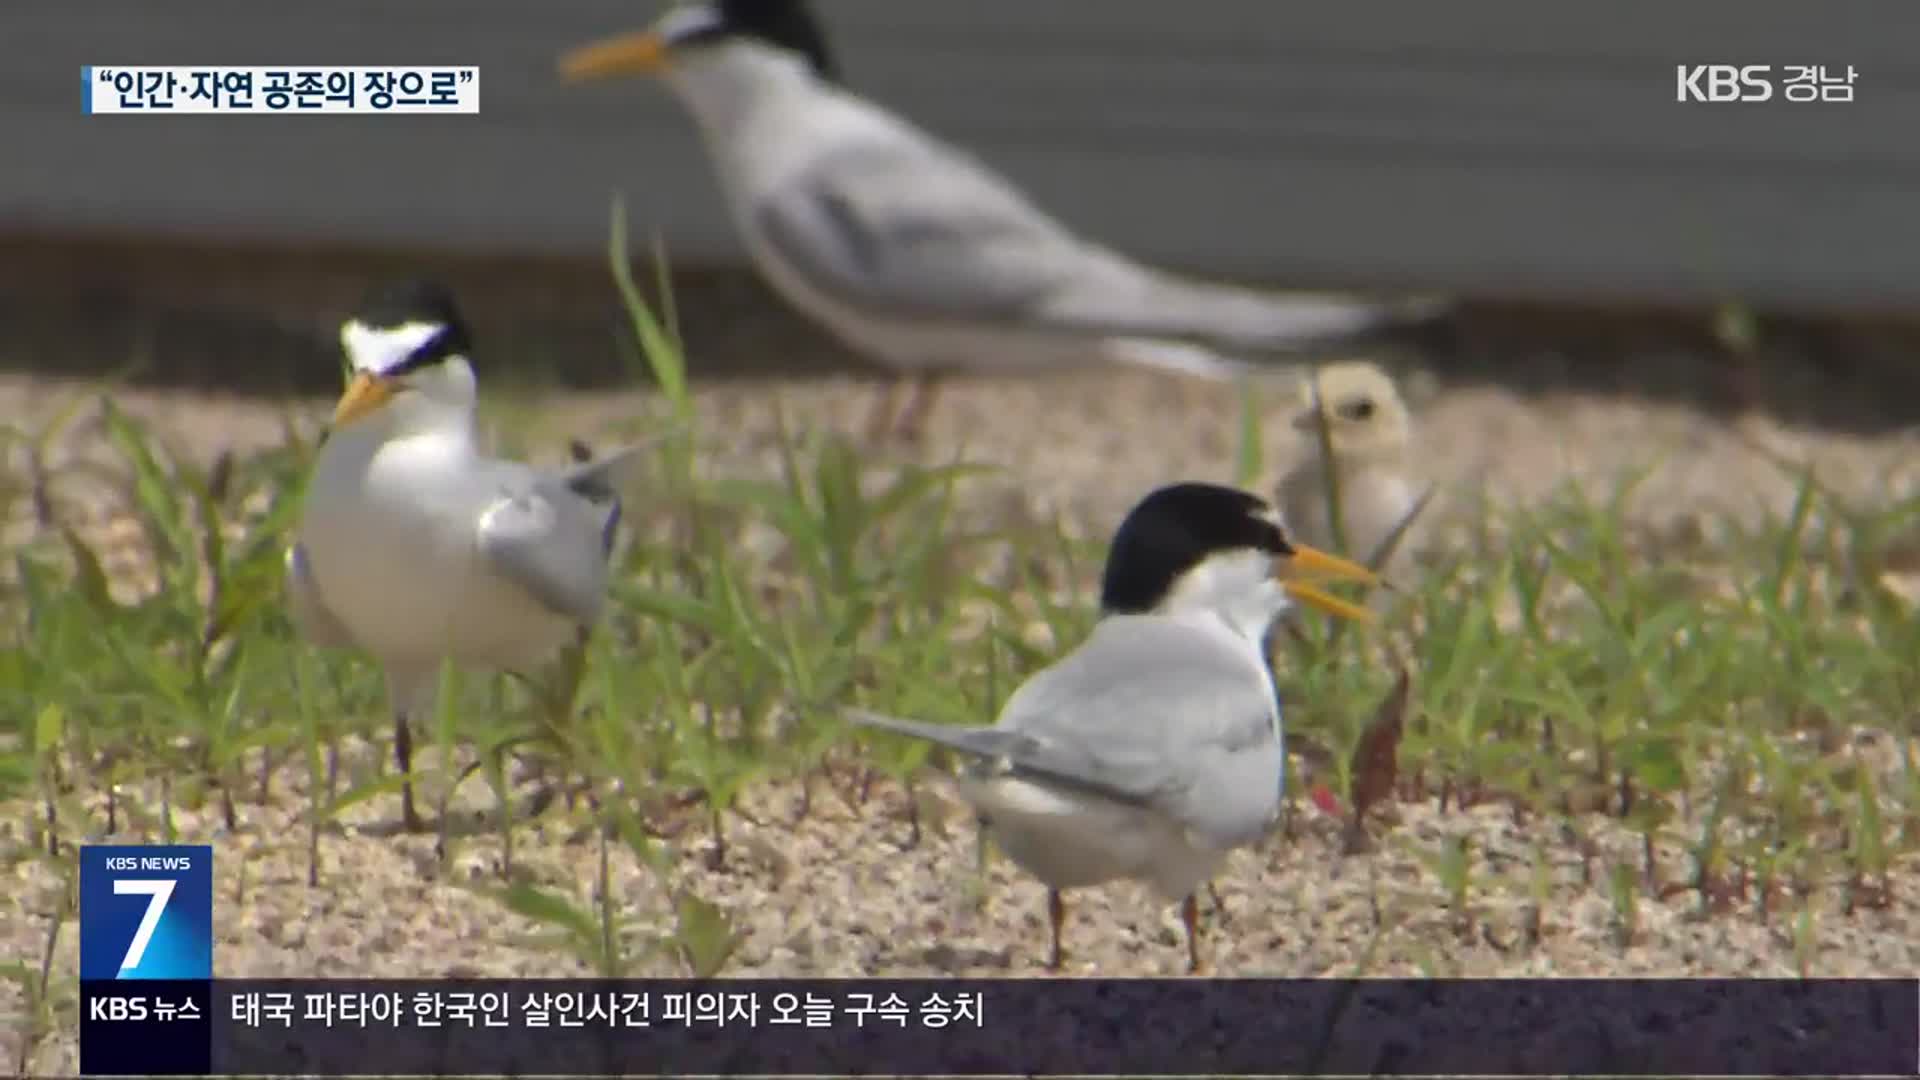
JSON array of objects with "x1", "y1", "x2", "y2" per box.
[
  {"x1": 330, "y1": 372, "x2": 397, "y2": 428},
  {"x1": 559, "y1": 31, "x2": 671, "y2": 80},
  {"x1": 1275, "y1": 543, "x2": 1381, "y2": 622}
]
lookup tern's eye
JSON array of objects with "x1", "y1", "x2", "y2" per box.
[
  {"x1": 1337, "y1": 398, "x2": 1376, "y2": 422},
  {"x1": 1252, "y1": 516, "x2": 1292, "y2": 555},
  {"x1": 389, "y1": 352, "x2": 432, "y2": 377}
]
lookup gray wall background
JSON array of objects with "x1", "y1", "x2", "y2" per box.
[{"x1": 5, "y1": 0, "x2": 1919, "y2": 316}]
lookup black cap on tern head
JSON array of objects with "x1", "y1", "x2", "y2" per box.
[
  {"x1": 354, "y1": 278, "x2": 469, "y2": 339},
  {"x1": 675, "y1": 0, "x2": 837, "y2": 80},
  {"x1": 1099, "y1": 482, "x2": 1293, "y2": 615},
  {"x1": 344, "y1": 278, "x2": 474, "y2": 374}
]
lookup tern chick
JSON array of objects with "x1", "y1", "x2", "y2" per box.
[{"x1": 1275, "y1": 360, "x2": 1423, "y2": 576}]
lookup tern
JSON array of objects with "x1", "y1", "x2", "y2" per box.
[
  {"x1": 850, "y1": 481, "x2": 1378, "y2": 971},
  {"x1": 287, "y1": 279, "x2": 660, "y2": 831},
  {"x1": 560, "y1": 0, "x2": 1446, "y2": 440}
]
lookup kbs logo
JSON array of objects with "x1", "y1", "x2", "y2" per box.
[
  {"x1": 1676, "y1": 65, "x2": 1773, "y2": 102},
  {"x1": 88, "y1": 995, "x2": 150, "y2": 1021},
  {"x1": 79, "y1": 845, "x2": 213, "y2": 980}
]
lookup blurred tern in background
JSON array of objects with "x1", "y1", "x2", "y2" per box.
[
  {"x1": 288, "y1": 280, "x2": 661, "y2": 832},
  {"x1": 849, "y1": 482, "x2": 1378, "y2": 972},
  {"x1": 560, "y1": 0, "x2": 1447, "y2": 441},
  {"x1": 1275, "y1": 360, "x2": 1426, "y2": 577}
]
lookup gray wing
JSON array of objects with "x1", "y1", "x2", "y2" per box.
[
  {"x1": 473, "y1": 458, "x2": 625, "y2": 625},
  {"x1": 999, "y1": 616, "x2": 1284, "y2": 845},
  {"x1": 854, "y1": 616, "x2": 1283, "y2": 847},
  {"x1": 755, "y1": 132, "x2": 1449, "y2": 353},
  {"x1": 284, "y1": 542, "x2": 357, "y2": 648},
  {"x1": 555, "y1": 426, "x2": 681, "y2": 504},
  {"x1": 846, "y1": 709, "x2": 1045, "y2": 765},
  {"x1": 754, "y1": 135, "x2": 1088, "y2": 324}
]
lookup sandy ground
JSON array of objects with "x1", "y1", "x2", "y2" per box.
[{"x1": 3, "y1": 361, "x2": 1920, "y2": 1074}]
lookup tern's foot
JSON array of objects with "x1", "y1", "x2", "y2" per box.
[
  {"x1": 399, "y1": 785, "x2": 427, "y2": 834},
  {"x1": 890, "y1": 372, "x2": 943, "y2": 443},
  {"x1": 1182, "y1": 893, "x2": 1206, "y2": 974},
  {"x1": 861, "y1": 378, "x2": 903, "y2": 443},
  {"x1": 393, "y1": 710, "x2": 425, "y2": 831},
  {"x1": 1046, "y1": 888, "x2": 1068, "y2": 972}
]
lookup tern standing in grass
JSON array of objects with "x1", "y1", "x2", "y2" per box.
[
  {"x1": 287, "y1": 280, "x2": 657, "y2": 832},
  {"x1": 559, "y1": 0, "x2": 1445, "y2": 442},
  {"x1": 851, "y1": 482, "x2": 1378, "y2": 972}
]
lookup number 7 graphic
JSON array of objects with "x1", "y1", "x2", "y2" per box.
[{"x1": 113, "y1": 879, "x2": 176, "y2": 972}]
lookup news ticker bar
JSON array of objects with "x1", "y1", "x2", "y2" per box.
[
  {"x1": 82, "y1": 66, "x2": 480, "y2": 114},
  {"x1": 79, "y1": 977, "x2": 1918, "y2": 1077}
]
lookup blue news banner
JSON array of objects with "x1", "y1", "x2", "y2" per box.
[{"x1": 80, "y1": 847, "x2": 1919, "y2": 1077}]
